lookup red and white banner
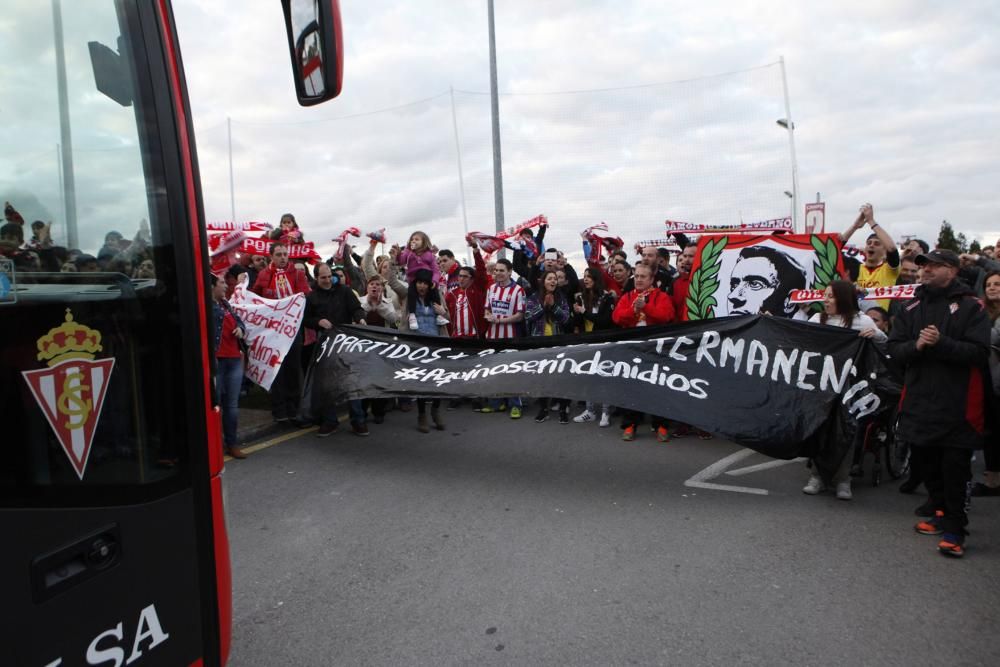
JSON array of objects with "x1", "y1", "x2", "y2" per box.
[
  {"x1": 240, "y1": 238, "x2": 322, "y2": 262},
  {"x1": 497, "y1": 214, "x2": 547, "y2": 240},
  {"x1": 230, "y1": 276, "x2": 307, "y2": 390},
  {"x1": 665, "y1": 218, "x2": 793, "y2": 234},
  {"x1": 841, "y1": 244, "x2": 864, "y2": 258},
  {"x1": 634, "y1": 238, "x2": 683, "y2": 254},
  {"x1": 207, "y1": 221, "x2": 273, "y2": 232},
  {"x1": 789, "y1": 283, "x2": 917, "y2": 304},
  {"x1": 466, "y1": 232, "x2": 507, "y2": 256},
  {"x1": 331, "y1": 227, "x2": 362, "y2": 263}
]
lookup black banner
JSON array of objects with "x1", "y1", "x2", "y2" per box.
[{"x1": 309, "y1": 316, "x2": 885, "y2": 479}]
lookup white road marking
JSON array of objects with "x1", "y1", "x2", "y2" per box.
[
  {"x1": 684, "y1": 448, "x2": 771, "y2": 495},
  {"x1": 724, "y1": 457, "x2": 808, "y2": 477}
]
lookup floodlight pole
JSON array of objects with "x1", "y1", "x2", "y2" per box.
[
  {"x1": 53, "y1": 0, "x2": 78, "y2": 249},
  {"x1": 488, "y1": 0, "x2": 506, "y2": 255}
]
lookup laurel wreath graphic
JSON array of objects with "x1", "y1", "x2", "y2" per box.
[
  {"x1": 685, "y1": 237, "x2": 728, "y2": 320},
  {"x1": 809, "y1": 236, "x2": 839, "y2": 291}
]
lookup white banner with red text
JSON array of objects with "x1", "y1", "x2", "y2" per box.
[{"x1": 229, "y1": 277, "x2": 306, "y2": 390}]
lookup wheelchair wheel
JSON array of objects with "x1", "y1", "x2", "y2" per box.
[{"x1": 885, "y1": 434, "x2": 909, "y2": 480}]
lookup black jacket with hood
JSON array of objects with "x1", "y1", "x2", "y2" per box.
[{"x1": 887, "y1": 279, "x2": 990, "y2": 449}]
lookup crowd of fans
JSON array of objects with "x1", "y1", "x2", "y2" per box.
[
  {"x1": 211, "y1": 204, "x2": 999, "y2": 558},
  {"x1": 9, "y1": 196, "x2": 994, "y2": 558},
  {"x1": 1, "y1": 202, "x2": 157, "y2": 278}
]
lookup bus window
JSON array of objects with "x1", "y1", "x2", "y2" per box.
[{"x1": 1, "y1": 1, "x2": 193, "y2": 499}]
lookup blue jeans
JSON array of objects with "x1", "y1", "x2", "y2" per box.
[
  {"x1": 217, "y1": 357, "x2": 244, "y2": 448},
  {"x1": 323, "y1": 399, "x2": 366, "y2": 428}
]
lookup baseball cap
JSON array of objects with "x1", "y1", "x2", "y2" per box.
[{"x1": 914, "y1": 249, "x2": 960, "y2": 268}]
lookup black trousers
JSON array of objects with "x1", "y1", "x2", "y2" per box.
[
  {"x1": 538, "y1": 397, "x2": 570, "y2": 412},
  {"x1": 417, "y1": 398, "x2": 440, "y2": 414},
  {"x1": 270, "y1": 335, "x2": 303, "y2": 420},
  {"x1": 621, "y1": 410, "x2": 665, "y2": 430},
  {"x1": 912, "y1": 445, "x2": 973, "y2": 534}
]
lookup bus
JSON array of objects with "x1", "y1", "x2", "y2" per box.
[{"x1": 1, "y1": 1, "x2": 342, "y2": 665}]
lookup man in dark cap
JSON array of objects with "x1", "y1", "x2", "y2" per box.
[{"x1": 888, "y1": 248, "x2": 991, "y2": 558}]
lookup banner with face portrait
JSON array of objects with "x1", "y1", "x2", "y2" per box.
[{"x1": 685, "y1": 234, "x2": 845, "y2": 320}]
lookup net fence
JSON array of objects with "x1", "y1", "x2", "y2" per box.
[{"x1": 197, "y1": 61, "x2": 793, "y2": 263}]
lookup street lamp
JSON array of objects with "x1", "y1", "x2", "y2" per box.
[
  {"x1": 777, "y1": 55, "x2": 799, "y2": 232},
  {"x1": 777, "y1": 117, "x2": 798, "y2": 231}
]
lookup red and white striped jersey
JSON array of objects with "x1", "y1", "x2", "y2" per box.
[
  {"x1": 485, "y1": 281, "x2": 525, "y2": 339},
  {"x1": 452, "y1": 289, "x2": 478, "y2": 338}
]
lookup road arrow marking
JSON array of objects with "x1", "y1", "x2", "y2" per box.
[
  {"x1": 684, "y1": 448, "x2": 769, "y2": 495},
  {"x1": 724, "y1": 457, "x2": 808, "y2": 477}
]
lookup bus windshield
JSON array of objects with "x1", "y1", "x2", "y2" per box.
[{"x1": 2, "y1": 0, "x2": 194, "y2": 501}]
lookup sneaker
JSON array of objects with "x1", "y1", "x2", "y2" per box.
[
  {"x1": 316, "y1": 424, "x2": 339, "y2": 437},
  {"x1": 408, "y1": 313, "x2": 418, "y2": 330},
  {"x1": 573, "y1": 410, "x2": 596, "y2": 423},
  {"x1": 351, "y1": 422, "x2": 370, "y2": 437},
  {"x1": 802, "y1": 476, "x2": 825, "y2": 495},
  {"x1": 497, "y1": 403, "x2": 508, "y2": 412},
  {"x1": 835, "y1": 481, "x2": 853, "y2": 500},
  {"x1": 535, "y1": 408, "x2": 549, "y2": 423},
  {"x1": 697, "y1": 430, "x2": 713, "y2": 440},
  {"x1": 622, "y1": 425, "x2": 636, "y2": 442},
  {"x1": 672, "y1": 425, "x2": 691, "y2": 438},
  {"x1": 479, "y1": 406, "x2": 495, "y2": 414},
  {"x1": 273, "y1": 416, "x2": 290, "y2": 424},
  {"x1": 915, "y1": 511, "x2": 944, "y2": 535},
  {"x1": 559, "y1": 410, "x2": 569, "y2": 425},
  {"x1": 509, "y1": 406, "x2": 522, "y2": 420},
  {"x1": 656, "y1": 426, "x2": 669, "y2": 443},
  {"x1": 435, "y1": 314, "x2": 450, "y2": 325},
  {"x1": 599, "y1": 412, "x2": 611, "y2": 428},
  {"x1": 937, "y1": 532, "x2": 965, "y2": 557},
  {"x1": 914, "y1": 499, "x2": 938, "y2": 517}
]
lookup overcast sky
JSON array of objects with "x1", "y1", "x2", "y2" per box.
[{"x1": 174, "y1": 0, "x2": 1000, "y2": 262}]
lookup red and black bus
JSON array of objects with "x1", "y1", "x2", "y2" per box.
[{"x1": 1, "y1": 2, "x2": 341, "y2": 665}]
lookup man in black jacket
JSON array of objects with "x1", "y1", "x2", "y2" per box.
[
  {"x1": 304, "y1": 263, "x2": 369, "y2": 437},
  {"x1": 887, "y1": 249, "x2": 991, "y2": 557}
]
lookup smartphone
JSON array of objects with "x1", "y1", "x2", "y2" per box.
[{"x1": 575, "y1": 293, "x2": 583, "y2": 306}]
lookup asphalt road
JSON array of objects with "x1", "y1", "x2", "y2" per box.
[{"x1": 223, "y1": 404, "x2": 1000, "y2": 666}]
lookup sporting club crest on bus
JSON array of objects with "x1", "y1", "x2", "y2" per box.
[{"x1": 22, "y1": 309, "x2": 115, "y2": 480}]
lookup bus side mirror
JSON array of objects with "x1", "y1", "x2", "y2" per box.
[{"x1": 281, "y1": 0, "x2": 344, "y2": 106}]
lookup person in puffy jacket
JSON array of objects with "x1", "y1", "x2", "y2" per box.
[{"x1": 887, "y1": 250, "x2": 991, "y2": 558}]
